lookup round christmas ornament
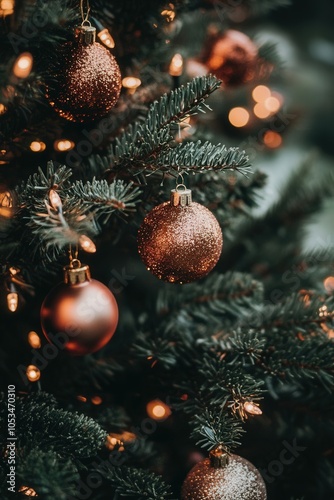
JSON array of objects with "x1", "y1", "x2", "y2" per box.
[
  {"x1": 46, "y1": 24, "x2": 121, "y2": 122},
  {"x1": 137, "y1": 185, "x2": 223, "y2": 284},
  {"x1": 40, "y1": 259, "x2": 118, "y2": 355},
  {"x1": 182, "y1": 446, "x2": 267, "y2": 500},
  {"x1": 205, "y1": 30, "x2": 258, "y2": 87}
]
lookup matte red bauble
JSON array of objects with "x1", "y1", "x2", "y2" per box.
[
  {"x1": 40, "y1": 262, "x2": 118, "y2": 355},
  {"x1": 206, "y1": 30, "x2": 258, "y2": 87}
]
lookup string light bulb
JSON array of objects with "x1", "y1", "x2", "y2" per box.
[
  {"x1": 49, "y1": 189, "x2": 62, "y2": 210},
  {"x1": 30, "y1": 141, "x2": 46, "y2": 153},
  {"x1": 28, "y1": 331, "x2": 41, "y2": 349},
  {"x1": 98, "y1": 28, "x2": 115, "y2": 48},
  {"x1": 13, "y1": 52, "x2": 33, "y2": 79},
  {"x1": 54, "y1": 139, "x2": 75, "y2": 152},
  {"x1": 263, "y1": 130, "x2": 282, "y2": 149},
  {"x1": 252, "y1": 85, "x2": 271, "y2": 103},
  {"x1": 0, "y1": 103, "x2": 7, "y2": 115},
  {"x1": 324, "y1": 276, "x2": 334, "y2": 293},
  {"x1": 146, "y1": 399, "x2": 171, "y2": 421},
  {"x1": 18, "y1": 486, "x2": 38, "y2": 497},
  {"x1": 26, "y1": 365, "x2": 41, "y2": 382},
  {"x1": 169, "y1": 53, "x2": 183, "y2": 77},
  {"x1": 7, "y1": 292, "x2": 18, "y2": 312},
  {"x1": 228, "y1": 107, "x2": 250, "y2": 127},
  {"x1": 0, "y1": 0, "x2": 14, "y2": 17},
  {"x1": 243, "y1": 401, "x2": 263, "y2": 416},
  {"x1": 122, "y1": 76, "x2": 141, "y2": 94},
  {"x1": 79, "y1": 234, "x2": 96, "y2": 253}
]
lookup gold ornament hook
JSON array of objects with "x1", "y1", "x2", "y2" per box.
[{"x1": 80, "y1": 0, "x2": 91, "y2": 25}]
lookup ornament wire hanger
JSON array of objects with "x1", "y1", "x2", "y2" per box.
[{"x1": 80, "y1": 0, "x2": 91, "y2": 25}]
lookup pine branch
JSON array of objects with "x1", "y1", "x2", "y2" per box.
[
  {"x1": 17, "y1": 449, "x2": 79, "y2": 500},
  {"x1": 97, "y1": 464, "x2": 174, "y2": 499},
  {"x1": 0, "y1": 392, "x2": 107, "y2": 459},
  {"x1": 190, "y1": 408, "x2": 244, "y2": 452},
  {"x1": 107, "y1": 76, "x2": 250, "y2": 177},
  {"x1": 69, "y1": 179, "x2": 142, "y2": 222}
]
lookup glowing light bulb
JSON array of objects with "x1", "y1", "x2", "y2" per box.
[
  {"x1": 253, "y1": 102, "x2": 271, "y2": 119},
  {"x1": 98, "y1": 28, "x2": 115, "y2": 48},
  {"x1": 26, "y1": 365, "x2": 41, "y2": 382},
  {"x1": 54, "y1": 139, "x2": 75, "y2": 152},
  {"x1": 243, "y1": 401, "x2": 262, "y2": 416},
  {"x1": 13, "y1": 52, "x2": 33, "y2": 79},
  {"x1": 48, "y1": 189, "x2": 62, "y2": 210},
  {"x1": 161, "y1": 8, "x2": 176, "y2": 22},
  {"x1": 169, "y1": 53, "x2": 183, "y2": 76},
  {"x1": 264, "y1": 96, "x2": 281, "y2": 113},
  {"x1": 146, "y1": 399, "x2": 171, "y2": 421},
  {"x1": 263, "y1": 130, "x2": 282, "y2": 149},
  {"x1": 0, "y1": 103, "x2": 7, "y2": 115},
  {"x1": 228, "y1": 107, "x2": 250, "y2": 127},
  {"x1": 0, "y1": 0, "x2": 14, "y2": 16},
  {"x1": 30, "y1": 141, "x2": 46, "y2": 152},
  {"x1": 7, "y1": 292, "x2": 18, "y2": 312},
  {"x1": 28, "y1": 331, "x2": 41, "y2": 349},
  {"x1": 79, "y1": 235, "x2": 96, "y2": 253},
  {"x1": 122, "y1": 76, "x2": 142, "y2": 94},
  {"x1": 77, "y1": 395, "x2": 87, "y2": 402},
  {"x1": 252, "y1": 85, "x2": 271, "y2": 103},
  {"x1": 18, "y1": 486, "x2": 38, "y2": 497},
  {"x1": 324, "y1": 276, "x2": 334, "y2": 293},
  {"x1": 91, "y1": 396, "x2": 103, "y2": 405}
]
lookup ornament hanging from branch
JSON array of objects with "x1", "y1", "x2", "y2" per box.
[
  {"x1": 182, "y1": 446, "x2": 267, "y2": 500},
  {"x1": 40, "y1": 251, "x2": 119, "y2": 356},
  {"x1": 138, "y1": 180, "x2": 223, "y2": 284},
  {"x1": 45, "y1": 0, "x2": 121, "y2": 122}
]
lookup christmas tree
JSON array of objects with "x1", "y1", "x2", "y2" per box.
[{"x1": 1, "y1": 0, "x2": 334, "y2": 499}]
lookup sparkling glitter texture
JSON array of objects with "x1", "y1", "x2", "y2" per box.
[
  {"x1": 181, "y1": 455, "x2": 267, "y2": 500},
  {"x1": 138, "y1": 190, "x2": 223, "y2": 284},
  {"x1": 206, "y1": 30, "x2": 258, "y2": 87},
  {"x1": 46, "y1": 26, "x2": 121, "y2": 122}
]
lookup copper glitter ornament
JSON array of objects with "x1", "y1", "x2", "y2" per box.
[
  {"x1": 182, "y1": 447, "x2": 267, "y2": 500},
  {"x1": 138, "y1": 186, "x2": 223, "y2": 284},
  {"x1": 205, "y1": 30, "x2": 258, "y2": 87},
  {"x1": 46, "y1": 25, "x2": 121, "y2": 122},
  {"x1": 40, "y1": 260, "x2": 118, "y2": 355}
]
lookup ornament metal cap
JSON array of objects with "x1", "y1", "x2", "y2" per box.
[
  {"x1": 63, "y1": 259, "x2": 91, "y2": 285},
  {"x1": 170, "y1": 184, "x2": 192, "y2": 207},
  {"x1": 209, "y1": 445, "x2": 230, "y2": 468},
  {"x1": 76, "y1": 25, "x2": 97, "y2": 45}
]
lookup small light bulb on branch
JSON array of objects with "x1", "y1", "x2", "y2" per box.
[
  {"x1": 13, "y1": 52, "x2": 33, "y2": 79},
  {"x1": 28, "y1": 331, "x2": 41, "y2": 349},
  {"x1": 91, "y1": 395, "x2": 103, "y2": 405},
  {"x1": 48, "y1": 189, "x2": 62, "y2": 210},
  {"x1": 26, "y1": 365, "x2": 41, "y2": 382},
  {"x1": 18, "y1": 486, "x2": 38, "y2": 497},
  {"x1": 30, "y1": 141, "x2": 46, "y2": 153},
  {"x1": 0, "y1": 103, "x2": 7, "y2": 114},
  {"x1": 98, "y1": 28, "x2": 115, "y2": 48},
  {"x1": 0, "y1": 0, "x2": 14, "y2": 17},
  {"x1": 122, "y1": 76, "x2": 142, "y2": 94},
  {"x1": 243, "y1": 401, "x2": 262, "y2": 416},
  {"x1": 146, "y1": 399, "x2": 171, "y2": 421},
  {"x1": 79, "y1": 234, "x2": 96, "y2": 253},
  {"x1": 54, "y1": 139, "x2": 75, "y2": 152},
  {"x1": 169, "y1": 53, "x2": 183, "y2": 77},
  {"x1": 7, "y1": 292, "x2": 18, "y2": 312},
  {"x1": 324, "y1": 276, "x2": 334, "y2": 293}
]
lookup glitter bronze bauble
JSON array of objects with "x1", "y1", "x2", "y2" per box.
[
  {"x1": 46, "y1": 26, "x2": 121, "y2": 122},
  {"x1": 181, "y1": 450, "x2": 267, "y2": 500},
  {"x1": 40, "y1": 261, "x2": 119, "y2": 355},
  {"x1": 205, "y1": 30, "x2": 258, "y2": 87},
  {"x1": 138, "y1": 187, "x2": 223, "y2": 284}
]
